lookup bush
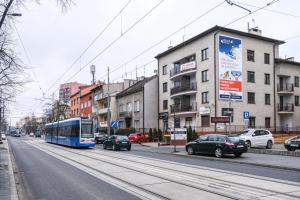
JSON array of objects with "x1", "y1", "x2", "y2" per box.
[
  {"x1": 187, "y1": 126, "x2": 193, "y2": 142},
  {"x1": 148, "y1": 128, "x2": 153, "y2": 142},
  {"x1": 158, "y1": 128, "x2": 163, "y2": 142},
  {"x1": 153, "y1": 128, "x2": 158, "y2": 141}
]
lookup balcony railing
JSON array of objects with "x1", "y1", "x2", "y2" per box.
[
  {"x1": 170, "y1": 82, "x2": 197, "y2": 95},
  {"x1": 170, "y1": 61, "x2": 197, "y2": 77},
  {"x1": 277, "y1": 83, "x2": 294, "y2": 93},
  {"x1": 119, "y1": 111, "x2": 132, "y2": 118},
  {"x1": 277, "y1": 103, "x2": 294, "y2": 112},
  {"x1": 171, "y1": 103, "x2": 197, "y2": 113},
  {"x1": 98, "y1": 107, "x2": 108, "y2": 114}
]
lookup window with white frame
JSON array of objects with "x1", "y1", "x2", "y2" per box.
[
  {"x1": 134, "y1": 120, "x2": 140, "y2": 129},
  {"x1": 134, "y1": 100, "x2": 140, "y2": 112},
  {"x1": 127, "y1": 102, "x2": 132, "y2": 112},
  {"x1": 119, "y1": 104, "x2": 124, "y2": 112}
]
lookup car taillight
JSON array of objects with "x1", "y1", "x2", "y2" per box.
[{"x1": 225, "y1": 142, "x2": 235, "y2": 147}]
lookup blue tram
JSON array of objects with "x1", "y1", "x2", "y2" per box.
[{"x1": 45, "y1": 118, "x2": 95, "y2": 148}]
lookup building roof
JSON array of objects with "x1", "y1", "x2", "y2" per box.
[
  {"x1": 155, "y1": 25, "x2": 285, "y2": 59},
  {"x1": 275, "y1": 58, "x2": 300, "y2": 66},
  {"x1": 70, "y1": 90, "x2": 80, "y2": 98},
  {"x1": 80, "y1": 83, "x2": 102, "y2": 97},
  {"x1": 116, "y1": 75, "x2": 157, "y2": 99}
]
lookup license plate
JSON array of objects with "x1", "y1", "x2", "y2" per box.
[
  {"x1": 122, "y1": 142, "x2": 127, "y2": 144},
  {"x1": 237, "y1": 145, "x2": 244, "y2": 148},
  {"x1": 290, "y1": 144, "x2": 299, "y2": 147}
]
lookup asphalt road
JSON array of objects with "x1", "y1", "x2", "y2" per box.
[
  {"x1": 8, "y1": 137, "x2": 140, "y2": 200},
  {"x1": 97, "y1": 144, "x2": 300, "y2": 183}
]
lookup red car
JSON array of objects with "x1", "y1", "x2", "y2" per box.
[{"x1": 128, "y1": 132, "x2": 148, "y2": 143}]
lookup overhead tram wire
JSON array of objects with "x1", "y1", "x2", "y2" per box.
[
  {"x1": 95, "y1": 0, "x2": 226, "y2": 82},
  {"x1": 12, "y1": 22, "x2": 44, "y2": 94},
  {"x1": 60, "y1": 0, "x2": 165, "y2": 84},
  {"x1": 33, "y1": 0, "x2": 165, "y2": 113},
  {"x1": 45, "y1": 0, "x2": 132, "y2": 94}
]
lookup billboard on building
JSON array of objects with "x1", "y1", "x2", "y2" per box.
[{"x1": 219, "y1": 35, "x2": 242, "y2": 100}]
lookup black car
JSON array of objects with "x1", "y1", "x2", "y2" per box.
[
  {"x1": 284, "y1": 135, "x2": 300, "y2": 151},
  {"x1": 95, "y1": 132, "x2": 108, "y2": 144},
  {"x1": 103, "y1": 135, "x2": 131, "y2": 151},
  {"x1": 186, "y1": 134, "x2": 247, "y2": 158}
]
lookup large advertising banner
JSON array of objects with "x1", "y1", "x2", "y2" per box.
[{"x1": 219, "y1": 35, "x2": 243, "y2": 100}]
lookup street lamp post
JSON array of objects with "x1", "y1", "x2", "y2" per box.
[{"x1": 170, "y1": 105, "x2": 177, "y2": 152}]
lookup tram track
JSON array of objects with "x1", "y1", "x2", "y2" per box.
[{"x1": 28, "y1": 140, "x2": 300, "y2": 200}]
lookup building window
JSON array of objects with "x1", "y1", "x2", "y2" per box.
[
  {"x1": 88, "y1": 100, "x2": 91, "y2": 107},
  {"x1": 201, "y1": 48, "x2": 208, "y2": 61},
  {"x1": 202, "y1": 91, "x2": 209, "y2": 104},
  {"x1": 134, "y1": 120, "x2": 140, "y2": 129},
  {"x1": 163, "y1": 100, "x2": 168, "y2": 110},
  {"x1": 174, "y1": 80, "x2": 180, "y2": 88},
  {"x1": 134, "y1": 100, "x2": 140, "y2": 112},
  {"x1": 119, "y1": 104, "x2": 123, "y2": 112},
  {"x1": 201, "y1": 115, "x2": 210, "y2": 127},
  {"x1": 264, "y1": 73, "x2": 270, "y2": 85},
  {"x1": 202, "y1": 70, "x2": 208, "y2": 82},
  {"x1": 162, "y1": 65, "x2": 167, "y2": 75},
  {"x1": 264, "y1": 53, "x2": 270, "y2": 64},
  {"x1": 81, "y1": 103, "x2": 83, "y2": 109},
  {"x1": 295, "y1": 96, "x2": 299, "y2": 106},
  {"x1": 295, "y1": 76, "x2": 299, "y2": 87},
  {"x1": 163, "y1": 82, "x2": 168, "y2": 92},
  {"x1": 249, "y1": 117, "x2": 256, "y2": 128},
  {"x1": 127, "y1": 102, "x2": 132, "y2": 112},
  {"x1": 265, "y1": 94, "x2": 271, "y2": 105},
  {"x1": 248, "y1": 92, "x2": 255, "y2": 104},
  {"x1": 247, "y1": 71, "x2": 255, "y2": 83},
  {"x1": 265, "y1": 117, "x2": 271, "y2": 128},
  {"x1": 247, "y1": 50, "x2": 255, "y2": 62}
]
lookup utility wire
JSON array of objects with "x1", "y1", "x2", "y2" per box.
[{"x1": 46, "y1": 0, "x2": 132, "y2": 94}]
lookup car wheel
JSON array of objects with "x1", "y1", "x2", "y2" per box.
[
  {"x1": 127, "y1": 146, "x2": 131, "y2": 151},
  {"x1": 245, "y1": 141, "x2": 251, "y2": 149},
  {"x1": 287, "y1": 147, "x2": 295, "y2": 151},
  {"x1": 187, "y1": 146, "x2": 194, "y2": 155},
  {"x1": 215, "y1": 148, "x2": 223, "y2": 158},
  {"x1": 234, "y1": 153, "x2": 242, "y2": 157},
  {"x1": 266, "y1": 140, "x2": 273, "y2": 149},
  {"x1": 103, "y1": 144, "x2": 107, "y2": 150}
]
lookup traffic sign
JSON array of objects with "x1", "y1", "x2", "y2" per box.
[
  {"x1": 243, "y1": 112, "x2": 249, "y2": 120},
  {"x1": 111, "y1": 121, "x2": 119, "y2": 129},
  {"x1": 211, "y1": 117, "x2": 230, "y2": 123}
]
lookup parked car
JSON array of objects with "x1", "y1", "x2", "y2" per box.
[
  {"x1": 29, "y1": 132, "x2": 34, "y2": 137},
  {"x1": 186, "y1": 134, "x2": 247, "y2": 158},
  {"x1": 128, "y1": 132, "x2": 148, "y2": 143},
  {"x1": 103, "y1": 135, "x2": 131, "y2": 151},
  {"x1": 284, "y1": 135, "x2": 300, "y2": 151},
  {"x1": 1, "y1": 133, "x2": 6, "y2": 140},
  {"x1": 94, "y1": 132, "x2": 108, "y2": 144},
  {"x1": 239, "y1": 129, "x2": 274, "y2": 149}
]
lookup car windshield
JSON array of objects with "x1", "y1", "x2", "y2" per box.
[
  {"x1": 228, "y1": 136, "x2": 240, "y2": 142},
  {"x1": 81, "y1": 123, "x2": 93, "y2": 138},
  {"x1": 116, "y1": 136, "x2": 128, "y2": 140},
  {"x1": 239, "y1": 130, "x2": 249, "y2": 135}
]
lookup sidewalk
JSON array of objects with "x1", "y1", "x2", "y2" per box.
[{"x1": 0, "y1": 140, "x2": 19, "y2": 200}]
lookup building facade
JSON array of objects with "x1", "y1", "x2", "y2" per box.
[
  {"x1": 79, "y1": 84, "x2": 101, "y2": 119},
  {"x1": 116, "y1": 76, "x2": 158, "y2": 132},
  {"x1": 156, "y1": 25, "x2": 299, "y2": 133},
  {"x1": 59, "y1": 82, "x2": 86, "y2": 104},
  {"x1": 70, "y1": 91, "x2": 81, "y2": 118}
]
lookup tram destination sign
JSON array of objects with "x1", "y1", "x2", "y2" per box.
[{"x1": 211, "y1": 117, "x2": 230, "y2": 123}]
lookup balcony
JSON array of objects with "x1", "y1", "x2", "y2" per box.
[
  {"x1": 119, "y1": 111, "x2": 132, "y2": 118},
  {"x1": 98, "y1": 107, "x2": 108, "y2": 114},
  {"x1": 277, "y1": 103, "x2": 294, "y2": 114},
  {"x1": 170, "y1": 61, "x2": 197, "y2": 79},
  {"x1": 170, "y1": 82, "x2": 197, "y2": 97},
  {"x1": 170, "y1": 103, "x2": 197, "y2": 115},
  {"x1": 277, "y1": 83, "x2": 294, "y2": 94}
]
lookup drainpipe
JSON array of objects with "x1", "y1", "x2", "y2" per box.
[
  {"x1": 157, "y1": 59, "x2": 160, "y2": 130},
  {"x1": 213, "y1": 31, "x2": 220, "y2": 132},
  {"x1": 273, "y1": 44, "x2": 277, "y2": 134},
  {"x1": 143, "y1": 86, "x2": 145, "y2": 135}
]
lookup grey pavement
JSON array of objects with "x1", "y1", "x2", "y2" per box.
[{"x1": 0, "y1": 139, "x2": 18, "y2": 200}]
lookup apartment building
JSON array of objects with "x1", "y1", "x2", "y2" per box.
[
  {"x1": 94, "y1": 79, "x2": 137, "y2": 129},
  {"x1": 156, "y1": 25, "x2": 300, "y2": 133},
  {"x1": 116, "y1": 76, "x2": 158, "y2": 132},
  {"x1": 70, "y1": 90, "x2": 81, "y2": 118}
]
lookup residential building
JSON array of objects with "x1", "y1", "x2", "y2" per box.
[
  {"x1": 79, "y1": 84, "x2": 102, "y2": 119},
  {"x1": 70, "y1": 90, "x2": 81, "y2": 118},
  {"x1": 156, "y1": 25, "x2": 299, "y2": 133},
  {"x1": 59, "y1": 82, "x2": 86, "y2": 104},
  {"x1": 116, "y1": 76, "x2": 158, "y2": 132},
  {"x1": 94, "y1": 79, "x2": 137, "y2": 129}
]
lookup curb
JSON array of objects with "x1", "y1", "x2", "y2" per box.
[
  {"x1": 137, "y1": 144, "x2": 300, "y2": 172},
  {"x1": 247, "y1": 148, "x2": 300, "y2": 157}
]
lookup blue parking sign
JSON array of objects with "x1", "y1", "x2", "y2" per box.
[
  {"x1": 243, "y1": 112, "x2": 249, "y2": 120},
  {"x1": 111, "y1": 121, "x2": 119, "y2": 129}
]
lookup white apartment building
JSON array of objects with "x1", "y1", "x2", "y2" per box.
[{"x1": 156, "y1": 25, "x2": 300, "y2": 133}]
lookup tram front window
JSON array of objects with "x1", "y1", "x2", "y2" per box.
[{"x1": 81, "y1": 123, "x2": 93, "y2": 138}]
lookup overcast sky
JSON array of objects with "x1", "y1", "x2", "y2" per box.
[{"x1": 8, "y1": 0, "x2": 300, "y2": 125}]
